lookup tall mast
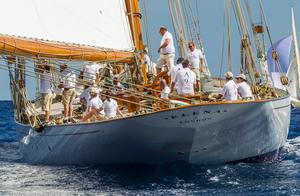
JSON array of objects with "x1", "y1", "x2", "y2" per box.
[
  {"x1": 292, "y1": 7, "x2": 300, "y2": 99},
  {"x1": 232, "y1": 0, "x2": 258, "y2": 83},
  {"x1": 125, "y1": 0, "x2": 147, "y2": 84}
]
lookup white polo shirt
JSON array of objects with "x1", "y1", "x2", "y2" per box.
[
  {"x1": 170, "y1": 63, "x2": 183, "y2": 82},
  {"x1": 160, "y1": 31, "x2": 175, "y2": 54},
  {"x1": 222, "y1": 80, "x2": 238, "y2": 101},
  {"x1": 89, "y1": 96, "x2": 103, "y2": 110},
  {"x1": 82, "y1": 63, "x2": 99, "y2": 82},
  {"x1": 103, "y1": 99, "x2": 118, "y2": 118},
  {"x1": 174, "y1": 68, "x2": 196, "y2": 95},
  {"x1": 187, "y1": 49, "x2": 203, "y2": 69},
  {"x1": 61, "y1": 68, "x2": 76, "y2": 88},
  {"x1": 40, "y1": 71, "x2": 53, "y2": 94},
  {"x1": 237, "y1": 81, "x2": 253, "y2": 98}
]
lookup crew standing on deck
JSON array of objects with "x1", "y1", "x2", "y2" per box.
[
  {"x1": 59, "y1": 64, "x2": 77, "y2": 122},
  {"x1": 171, "y1": 59, "x2": 196, "y2": 96},
  {"x1": 156, "y1": 26, "x2": 175, "y2": 74},
  {"x1": 81, "y1": 62, "x2": 100, "y2": 84},
  {"x1": 187, "y1": 42, "x2": 204, "y2": 92},
  {"x1": 39, "y1": 64, "x2": 54, "y2": 124},
  {"x1": 235, "y1": 74, "x2": 254, "y2": 100}
]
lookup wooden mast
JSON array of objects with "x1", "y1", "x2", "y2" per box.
[{"x1": 125, "y1": 0, "x2": 147, "y2": 84}]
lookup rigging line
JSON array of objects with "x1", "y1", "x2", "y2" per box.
[
  {"x1": 0, "y1": 61, "x2": 171, "y2": 104},
  {"x1": 231, "y1": 0, "x2": 242, "y2": 38},
  {"x1": 3, "y1": 57, "x2": 195, "y2": 103},
  {"x1": 226, "y1": 0, "x2": 233, "y2": 72},
  {"x1": 219, "y1": 0, "x2": 227, "y2": 80},
  {"x1": 182, "y1": 0, "x2": 193, "y2": 41},
  {"x1": 245, "y1": 0, "x2": 262, "y2": 53},
  {"x1": 0, "y1": 65, "x2": 157, "y2": 111},
  {"x1": 258, "y1": 0, "x2": 285, "y2": 75},
  {"x1": 187, "y1": 0, "x2": 201, "y2": 42},
  {"x1": 168, "y1": 0, "x2": 181, "y2": 56},
  {"x1": 2, "y1": 53, "x2": 195, "y2": 102},
  {"x1": 8, "y1": 68, "x2": 42, "y2": 127}
]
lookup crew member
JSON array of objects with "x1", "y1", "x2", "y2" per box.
[
  {"x1": 171, "y1": 59, "x2": 196, "y2": 96},
  {"x1": 187, "y1": 42, "x2": 204, "y2": 92},
  {"x1": 59, "y1": 64, "x2": 77, "y2": 122},
  {"x1": 39, "y1": 64, "x2": 53, "y2": 124},
  {"x1": 220, "y1": 71, "x2": 238, "y2": 101},
  {"x1": 156, "y1": 26, "x2": 175, "y2": 74},
  {"x1": 235, "y1": 74, "x2": 254, "y2": 100}
]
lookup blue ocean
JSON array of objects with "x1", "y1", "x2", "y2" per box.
[{"x1": 0, "y1": 101, "x2": 299, "y2": 195}]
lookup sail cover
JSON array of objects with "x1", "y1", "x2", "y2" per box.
[{"x1": 0, "y1": 0, "x2": 133, "y2": 51}]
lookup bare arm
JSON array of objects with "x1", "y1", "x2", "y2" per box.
[{"x1": 158, "y1": 38, "x2": 170, "y2": 53}]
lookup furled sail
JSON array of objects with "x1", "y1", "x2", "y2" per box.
[{"x1": 0, "y1": 0, "x2": 134, "y2": 62}]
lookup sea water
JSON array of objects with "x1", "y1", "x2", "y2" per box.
[{"x1": 0, "y1": 101, "x2": 299, "y2": 195}]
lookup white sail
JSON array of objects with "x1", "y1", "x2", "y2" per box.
[
  {"x1": 291, "y1": 7, "x2": 300, "y2": 99},
  {"x1": 0, "y1": 0, "x2": 133, "y2": 50}
]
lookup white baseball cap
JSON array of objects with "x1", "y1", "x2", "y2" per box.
[
  {"x1": 224, "y1": 71, "x2": 233, "y2": 79},
  {"x1": 235, "y1": 74, "x2": 246, "y2": 81}
]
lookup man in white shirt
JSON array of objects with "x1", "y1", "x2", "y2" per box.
[
  {"x1": 82, "y1": 87, "x2": 103, "y2": 122},
  {"x1": 81, "y1": 62, "x2": 100, "y2": 84},
  {"x1": 187, "y1": 42, "x2": 204, "y2": 92},
  {"x1": 59, "y1": 64, "x2": 77, "y2": 121},
  {"x1": 171, "y1": 59, "x2": 196, "y2": 96},
  {"x1": 39, "y1": 64, "x2": 53, "y2": 124},
  {"x1": 235, "y1": 74, "x2": 254, "y2": 100},
  {"x1": 157, "y1": 26, "x2": 175, "y2": 75},
  {"x1": 221, "y1": 71, "x2": 238, "y2": 101},
  {"x1": 169, "y1": 57, "x2": 184, "y2": 94},
  {"x1": 169, "y1": 57, "x2": 184, "y2": 82},
  {"x1": 102, "y1": 91, "x2": 123, "y2": 119}
]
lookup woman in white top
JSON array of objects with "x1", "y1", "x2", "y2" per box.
[
  {"x1": 102, "y1": 91, "x2": 124, "y2": 119},
  {"x1": 82, "y1": 87, "x2": 103, "y2": 122},
  {"x1": 235, "y1": 74, "x2": 254, "y2": 99}
]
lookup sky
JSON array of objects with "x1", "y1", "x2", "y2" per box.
[{"x1": 0, "y1": 0, "x2": 299, "y2": 100}]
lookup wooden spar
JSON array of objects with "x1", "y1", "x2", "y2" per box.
[
  {"x1": 125, "y1": 0, "x2": 147, "y2": 84},
  {"x1": 0, "y1": 34, "x2": 135, "y2": 63}
]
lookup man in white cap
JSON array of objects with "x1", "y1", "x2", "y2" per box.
[
  {"x1": 82, "y1": 87, "x2": 103, "y2": 122},
  {"x1": 235, "y1": 74, "x2": 254, "y2": 100},
  {"x1": 156, "y1": 26, "x2": 175, "y2": 75},
  {"x1": 221, "y1": 71, "x2": 238, "y2": 101}
]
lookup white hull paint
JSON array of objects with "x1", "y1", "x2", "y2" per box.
[{"x1": 19, "y1": 96, "x2": 291, "y2": 165}]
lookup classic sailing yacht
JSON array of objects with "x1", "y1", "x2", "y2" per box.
[{"x1": 0, "y1": 0, "x2": 290, "y2": 165}]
